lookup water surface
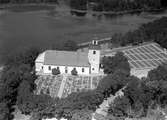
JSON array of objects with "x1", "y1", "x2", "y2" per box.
[{"x1": 0, "y1": 9, "x2": 167, "y2": 63}]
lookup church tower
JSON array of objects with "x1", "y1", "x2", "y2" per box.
[{"x1": 88, "y1": 39, "x2": 101, "y2": 74}]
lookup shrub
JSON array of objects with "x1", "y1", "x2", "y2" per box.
[
  {"x1": 52, "y1": 67, "x2": 60, "y2": 75},
  {"x1": 101, "y1": 52, "x2": 130, "y2": 75},
  {"x1": 71, "y1": 68, "x2": 78, "y2": 76}
]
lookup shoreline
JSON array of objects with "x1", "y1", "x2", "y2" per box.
[
  {"x1": 71, "y1": 8, "x2": 167, "y2": 16},
  {"x1": 0, "y1": 4, "x2": 166, "y2": 15}
]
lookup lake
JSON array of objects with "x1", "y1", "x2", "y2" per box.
[{"x1": 0, "y1": 7, "x2": 167, "y2": 63}]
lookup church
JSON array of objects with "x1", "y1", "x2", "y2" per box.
[
  {"x1": 35, "y1": 39, "x2": 167, "y2": 78},
  {"x1": 35, "y1": 40, "x2": 101, "y2": 75}
]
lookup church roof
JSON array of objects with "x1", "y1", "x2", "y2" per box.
[{"x1": 43, "y1": 50, "x2": 90, "y2": 67}]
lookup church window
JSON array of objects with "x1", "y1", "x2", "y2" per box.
[
  {"x1": 93, "y1": 51, "x2": 96, "y2": 54},
  {"x1": 82, "y1": 68, "x2": 84, "y2": 72},
  {"x1": 92, "y1": 68, "x2": 94, "y2": 70},
  {"x1": 41, "y1": 66, "x2": 43, "y2": 69},
  {"x1": 48, "y1": 66, "x2": 51, "y2": 70},
  {"x1": 65, "y1": 67, "x2": 68, "y2": 73}
]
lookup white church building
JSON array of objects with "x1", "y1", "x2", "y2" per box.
[
  {"x1": 35, "y1": 40, "x2": 101, "y2": 75},
  {"x1": 35, "y1": 39, "x2": 167, "y2": 78}
]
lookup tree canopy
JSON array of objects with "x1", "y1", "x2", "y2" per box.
[
  {"x1": 69, "y1": 0, "x2": 167, "y2": 12},
  {"x1": 111, "y1": 17, "x2": 167, "y2": 49},
  {"x1": 54, "y1": 90, "x2": 103, "y2": 119},
  {"x1": 102, "y1": 52, "x2": 130, "y2": 75},
  {"x1": 108, "y1": 64, "x2": 167, "y2": 118},
  {"x1": 0, "y1": 47, "x2": 43, "y2": 120},
  {"x1": 52, "y1": 67, "x2": 60, "y2": 75}
]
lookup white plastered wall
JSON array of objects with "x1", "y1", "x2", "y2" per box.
[
  {"x1": 43, "y1": 65, "x2": 90, "y2": 75},
  {"x1": 35, "y1": 52, "x2": 45, "y2": 72}
]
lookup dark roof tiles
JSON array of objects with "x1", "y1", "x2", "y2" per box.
[{"x1": 44, "y1": 50, "x2": 90, "y2": 67}]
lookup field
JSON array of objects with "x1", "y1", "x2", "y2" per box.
[
  {"x1": 125, "y1": 43, "x2": 167, "y2": 69},
  {"x1": 103, "y1": 42, "x2": 167, "y2": 69},
  {"x1": 35, "y1": 74, "x2": 104, "y2": 98}
]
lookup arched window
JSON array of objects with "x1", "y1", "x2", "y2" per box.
[
  {"x1": 93, "y1": 50, "x2": 96, "y2": 54},
  {"x1": 48, "y1": 66, "x2": 51, "y2": 70},
  {"x1": 82, "y1": 68, "x2": 84, "y2": 72}
]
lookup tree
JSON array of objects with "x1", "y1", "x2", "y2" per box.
[
  {"x1": 123, "y1": 76, "x2": 154, "y2": 117},
  {"x1": 17, "y1": 80, "x2": 58, "y2": 119},
  {"x1": 21, "y1": 47, "x2": 41, "y2": 68},
  {"x1": 0, "y1": 102, "x2": 9, "y2": 120},
  {"x1": 54, "y1": 90, "x2": 103, "y2": 119},
  {"x1": 71, "y1": 109, "x2": 93, "y2": 120},
  {"x1": 17, "y1": 80, "x2": 34, "y2": 115},
  {"x1": 4, "y1": 47, "x2": 41, "y2": 69},
  {"x1": 102, "y1": 52, "x2": 130, "y2": 75},
  {"x1": 52, "y1": 67, "x2": 60, "y2": 75},
  {"x1": 97, "y1": 70, "x2": 130, "y2": 98},
  {"x1": 146, "y1": 65, "x2": 167, "y2": 107},
  {"x1": 0, "y1": 47, "x2": 40, "y2": 120},
  {"x1": 70, "y1": 0, "x2": 87, "y2": 10},
  {"x1": 111, "y1": 33, "x2": 123, "y2": 47},
  {"x1": 71, "y1": 68, "x2": 78, "y2": 76},
  {"x1": 108, "y1": 96, "x2": 130, "y2": 117}
]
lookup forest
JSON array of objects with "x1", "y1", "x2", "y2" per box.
[
  {"x1": 70, "y1": 0, "x2": 167, "y2": 11},
  {"x1": 111, "y1": 17, "x2": 167, "y2": 49},
  {"x1": 1, "y1": 0, "x2": 167, "y2": 12}
]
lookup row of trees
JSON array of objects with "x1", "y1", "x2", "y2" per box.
[
  {"x1": 1, "y1": 0, "x2": 167, "y2": 12},
  {"x1": 52, "y1": 67, "x2": 78, "y2": 76},
  {"x1": 111, "y1": 17, "x2": 167, "y2": 49},
  {"x1": 0, "y1": 47, "x2": 60, "y2": 120},
  {"x1": 0, "y1": 38, "x2": 79, "y2": 120},
  {"x1": 69, "y1": 0, "x2": 167, "y2": 11}
]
